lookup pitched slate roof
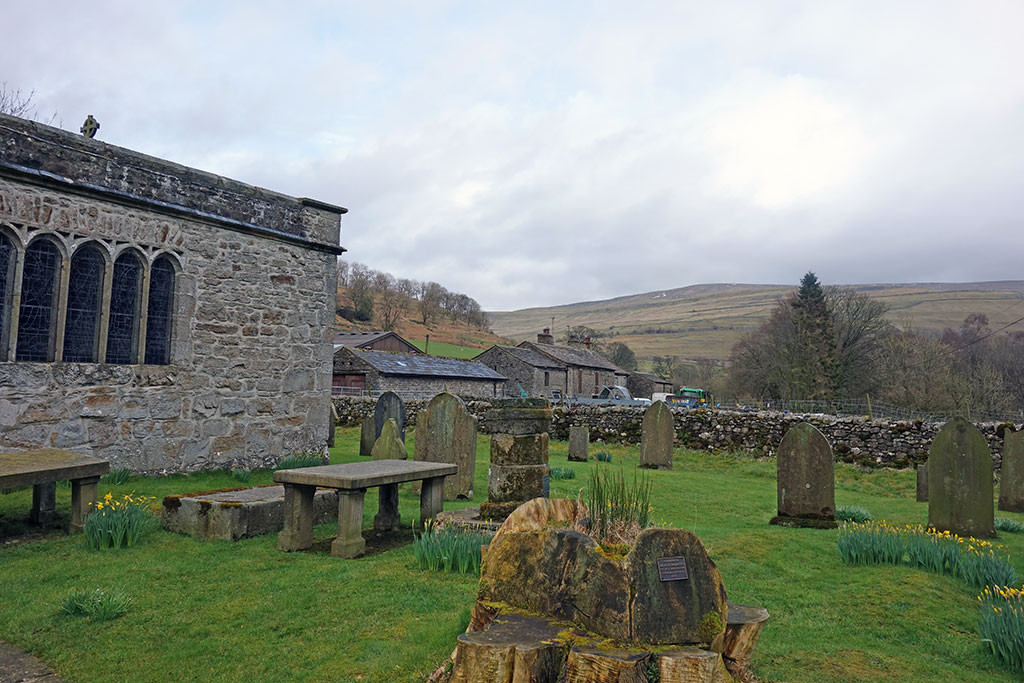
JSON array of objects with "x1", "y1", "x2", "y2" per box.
[
  {"x1": 488, "y1": 345, "x2": 563, "y2": 370},
  {"x1": 520, "y1": 341, "x2": 627, "y2": 373},
  {"x1": 353, "y1": 349, "x2": 506, "y2": 381},
  {"x1": 633, "y1": 372, "x2": 674, "y2": 384},
  {"x1": 333, "y1": 331, "x2": 397, "y2": 347}
]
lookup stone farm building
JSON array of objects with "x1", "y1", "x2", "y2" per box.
[
  {"x1": 626, "y1": 372, "x2": 675, "y2": 400},
  {"x1": 332, "y1": 347, "x2": 505, "y2": 398},
  {"x1": 476, "y1": 329, "x2": 629, "y2": 399},
  {"x1": 0, "y1": 113, "x2": 345, "y2": 472},
  {"x1": 332, "y1": 330, "x2": 421, "y2": 354}
]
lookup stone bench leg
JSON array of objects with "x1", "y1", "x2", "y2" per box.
[
  {"x1": 374, "y1": 483, "x2": 400, "y2": 531},
  {"x1": 31, "y1": 482, "x2": 57, "y2": 524},
  {"x1": 70, "y1": 476, "x2": 100, "y2": 533},
  {"x1": 420, "y1": 476, "x2": 445, "y2": 530},
  {"x1": 277, "y1": 483, "x2": 317, "y2": 552},
  {"x1": 332, "y1": 489, "x2": 367, "y2": 558}
]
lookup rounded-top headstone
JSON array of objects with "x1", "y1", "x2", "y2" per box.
[
  {"x1": 568, "y1": 425, "x2": 589, "y2": 462},
  {"x1": 769, "y1": 422, "x2": 836, "y2": 528},
  {"x1": 998, "y1": 431, "x2": 1024, "y2": 513},
  {"x1": 639, "y1": 401, "x2": 674, "y2": 470},
  {"x1": 373, "y1": 391, "x2": 406, "y2": 443},
  {"x1": 414, "y1": 391, "x2": 478, "y2": 500},
  {"x1": 929, "y1": 417, "x2": 994, "y2": 538},
  {"x1": 371, "y1": 419, "x2": 408, "y2": 460}
]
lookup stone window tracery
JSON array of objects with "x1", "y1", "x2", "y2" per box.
[
  {"x1": 63, "y1": 243, "x2": 106, "y2": 363},
  {"x1": 16, "y1": 238, "x2": 62, "y2": 362},
  {"x1": 106, "y1": 250, "x2": 143, "y2": 364},
  {"x1": 0, "y1": 232, "x2": 14, "y2": 360},
  {"x1": 145, "y1": 255, "x2": 175, "y2": 365}
]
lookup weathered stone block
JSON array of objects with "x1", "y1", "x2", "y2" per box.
[
  {"x1": 490, "y1": 433, "x2": 549, "y2": 466},
  {"x1": 488, "y1": 464, "x2": 549, "y2": 502}
]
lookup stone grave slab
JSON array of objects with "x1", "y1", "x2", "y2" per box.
[
  {"x1": 917, "y1": 463, "x2": 928, "y2": 502},
  {"x1": 928, "y1": 417, "x2": 994, "y2": 537},
  {"x1": 359, "y1": 418, "x2": 375, "y2": 457},
  {"x1": 568, "y1": 425, "x2": 589, "y2": 462},
  {"x1": 769, "y1": 422, "x2": 837, "y2": 528},
  {"x1": 373, "y1": 391, "x2": 406, "y2": 442},
  {"x1": 639, "y1": 401, "x2": 674, "y2": 469},
  {"x1": 161, "y1": 484, "x2": 339, "y2": 541},
  {"x1": 414, "y1": 391, "x2": 478, "y2": 500},
  {"x1": 371, "y1": 419, "x2": 407, "y2": 460},
  {"x1": 999, "y1": 431, "x2": 1024, "y2": 513}
]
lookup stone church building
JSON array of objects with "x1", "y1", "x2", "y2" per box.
[{"x1": 0, "y1": 113, "x2": 345, "y2": 471}]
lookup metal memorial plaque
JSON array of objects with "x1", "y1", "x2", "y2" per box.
[{"x1": 657, "y1": 556, "x2": 688, "y2": 581}]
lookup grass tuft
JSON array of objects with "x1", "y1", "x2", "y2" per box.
[
  {"x1": 101, "y1": 469, "x2": 132, "y2": 486},
  {"x1": 593, "y1": 451, "x2": 613, "y2": 463},
  {"x1": 59, "y1": 588, "x2": 132, "y2": 621},
  {"x1": 275, "y1": 454, "x2": 324, "y2": 470},
  {"x1": 996, "y1": 517, "x2": 1024, "y2": 534},
  {"x1": 836, "y1": 505, "x2": 873, "y2": 523},
  {"x1": 583, "y1": 465, "x2": 652, "y2": 545},
  {"x1": 549, "y1": 466, "x2": 576, "y2": 480},
  {"x1": 413, "y1": 523, "x2": 492, "y2": 575}
]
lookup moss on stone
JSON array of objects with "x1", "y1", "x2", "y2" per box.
[{"x1": 696, "y1": 611, "x2": 723, "y2": 644}]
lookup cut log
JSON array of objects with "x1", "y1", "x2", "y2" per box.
[
  {"x1": 566, "y1": 646, "x2": 649, "y2": 683},
  {"x1": 451, "y1": 613, "x2": 565, "y2": 683},
  {"x1": 657, "y1": 648, "x2": 732, "y2": 682},
  {"x1": 722, "y1": 602, "x2": 770, "y2": 680}
]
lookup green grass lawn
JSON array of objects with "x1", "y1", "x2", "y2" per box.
[
  {"x1": 2, "y1": 429, "x2": 1023, "y2": 682},
  {"x1": 407, "y1": 339, "x2": 484, "y2": 359}
]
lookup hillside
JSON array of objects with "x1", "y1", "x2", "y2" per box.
[{"x1": 487, "y1": 281, "x2": 1024, "y2": 362}]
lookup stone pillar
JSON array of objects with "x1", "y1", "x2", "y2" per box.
[
  {"x1": 769, "y1": 422, "x2": 837, "y2": 529},
  {"x1": 30, "y1": 482, "x2": 57, "y2": 524},
  {"x1": 332, "y1": 489, "x2": 367, "y2": 558},
  {"x1": 277, "y1": 483, "x2": 316, "y2": 551},
  {"x1": 568, "y1": 425, "x2": 589, "y2": 462},
  {"x1": 480, "y1": 398, "x2": 551, "y2": 520},
  {"x1": 916, "y1": 463, "x2": 928, "y2": 502},
  {"x1": 374, "y1": 483, "x2": 401, "y2": 531},
  {"x1": 69, "y1": 475, "x2": 100, "y2": 533},
  {"x1": 928, "y1": 417, "x2": 994, "y2": 538},
  {"x1": 420, "y1": 476, "x2": 445, "y2": 528},
  {"x1": 999, "y1": 431, "x2": 1024, "y2": 513}
]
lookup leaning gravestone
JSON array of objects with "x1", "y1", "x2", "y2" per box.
[
  {"x1": 928, "y1": 417, "x2": 994, "y2": 538},
  {"x1": 769, "y1": 422, "x2": 837, "y2": 529},
  {"x1": 568, "y1": 425, "x2": 589, "y2": 462},
  {"x1": 371, "y1": 419, "x2": 408, "y2": 461},
  {"x1": 479, "y1": 398, "x2": 551, "y2": 520},
  {"x1": 373, "y1": 391, "x2": 406, "y2": 443},
  {"x1": 414, "y1": 392, "x2": 478, "y2": 500},
  {"x1": 639, "y1": 401, "x2": 674, "y2": 470},
  {"x1": 916, "y1": 463, "x2": 928, "y2": 502},
  {"x1": 999, "y1": 431, "x2": 1024, "y2": 513},
  {"x1": 359, "y1": 418, "x2": 375, "y2": 457}
]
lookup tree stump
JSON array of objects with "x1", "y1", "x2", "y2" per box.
[
  {"x1": 657, "y1": 648, "x2": 732, "y2": 682},
  {"x1": 450, "y1": 613, "x2": 565, "y2": 683},
  {"x1": 722, "y1": 602, "x2": 770, "y2": 680},
  {"x1": 566, "y1": 647, "x2": 649, "y2": 683}
]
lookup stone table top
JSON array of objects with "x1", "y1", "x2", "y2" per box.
[
  {"x1": 273, "y1": 460, "x2": 458, "y2": 490},
  {"x1": 0, "y1": 449, "x2": 110, "y2": 489}
]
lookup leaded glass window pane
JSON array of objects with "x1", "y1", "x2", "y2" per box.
[
  {"x1": 106, "y1": 251, "x2": 142, "y2": 364},
  {"x1": 145, "y1": 256, "x2": 175, "y2": 365},
  {"x1": 16, "y1": 239, "x2": 61, "y2": 362},
  {"x1": 0, "y1": 233, "x2": 13, "y2": 360},
  {"x1": 63, "y1": 244, "x2": 105, "y2": 362}
]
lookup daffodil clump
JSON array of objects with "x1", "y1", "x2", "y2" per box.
[
  {"x1": 837, "y1": 521, "x2": 1019, "y2": 590},
  {"x1": 978, "y1": 585, "x2": 1024, "y2": 672},
  {"x1": 84, "y1": 492, "x2": 155, "y2": 550},
  {"x1": 412, "y1": 521, "x2": 492, "y2": 575}
]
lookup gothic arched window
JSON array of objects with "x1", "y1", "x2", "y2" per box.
[
  {"x1": 62, "y1": 243, "x2": 106, "y2": 363},
  {"x1": 0, "y1": 231, "x2": 15, "y2": 360},
  {"x1": 145, "y1": 255, "x2": 176, "y2": 365},
  {"x1": 105, "y1": 249, "x2": 143, "y2": 364},
  {"x1": 16, "y1": 237, "x2": 62, "y2": 362}
]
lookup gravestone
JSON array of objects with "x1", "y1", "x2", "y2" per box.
[
  {"x1": 373, "y1": 391, "x2": 406, "y2": 443},
  {"x1": 928, "y1": 417, "x2": 994, "y2": 538},
  {"x1": 371, "y1": 419, "x2": 408, "y2": 461},
  {"x1": 359, "y1": 418, "x2": 375, "y2": 457},
  {"x1": 916, "y1": 463, "x2": 928, "y2": 502},
  {"x1": 480, "y1": 398, "x2": 551, "y2": 520},
  {"x1": 327, "y1": 402, "x2": 339, "y2": 448},
  {"x1": 999, "y1": 431, "x2": 1024, "y2": 513},
  {"x1": 414, "y1": 392, "x2": 478, "y2": 500},
  {"x1": 769, "y1": 422, "x2": 837, "y2": 529},
  {"x1": 639, "y1": 401, "x2": 674, "y2": 470},
  {"x1": 568, "y1": 425, "x2": 589, "y2": 462}
]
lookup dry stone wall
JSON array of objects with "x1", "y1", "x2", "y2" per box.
[{"x1": 333, "y1": 397, "x2": 1018, "y2": 469}]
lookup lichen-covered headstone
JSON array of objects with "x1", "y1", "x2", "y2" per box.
[
  {"x1": 639, "y1": 401, "x2": 674, "y2": 470},
  {"x1": 917, "y1": 463, "x2": 928, "y2": 502},
  {"x1": 769, "y1": 422, "x2": 837, "y2": 529},
  {"x1": 359, "y1": 418, "x2": 375, "y2": 457},
  {"x1": 999, "y1": 431, "x2": 1024, "y2": 513},
  {"x1": 327, "y1": 402, "x2": 338, "y2": 448},
  {"x1": 414, "y1": 392, "x2": 478, "y2": 500},
  {"x1": 371, "y1": 419, "x2": 408, "y2": 460},
  {"x1": 928, "y1": 417, "x2": 994, "y2": 538},
  {"x1": 568, "y1": 425, "x2": 589, "y2": 462},
  {"x1": 373, "y1": 391, "x2": 406, "y2": 443}
]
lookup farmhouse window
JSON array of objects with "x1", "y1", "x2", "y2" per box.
[
  {"x1": 106, "y1": 250, "x2": 144, "y2": 364},
  {"x1": 63, "y1": 243, "x2": 106, "y2": 363},
  {"x1": 544, "y1": 371, "x2": 549, "y2": 386},
  {"x1": 16, "y1": 237, "x2": 61, "y2": 362}
]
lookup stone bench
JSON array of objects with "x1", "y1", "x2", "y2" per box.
[
  {"x1": 161, "y1": 485, "x2": 340, "y2": 541},
  {"x1": 274, "y1": 459, "x2": 458, "y2": 558},
  {"x1": 0, "y1": 449, "x2": 110, "y2": 532}
]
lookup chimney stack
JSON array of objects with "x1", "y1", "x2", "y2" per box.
[
  {"x1": 537, "y1": 327, "x2": 554, "y2": 345},
  {"x1": 584, "y1": 336, "x2": 591, "y2": 350}
]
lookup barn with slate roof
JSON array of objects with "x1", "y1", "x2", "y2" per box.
[{"x1": 332, "y1": 347, "x2": 505, "y2": 398}]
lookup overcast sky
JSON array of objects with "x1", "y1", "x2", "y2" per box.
[{"x1": 4, "y1": 1, "x2": 1022, "y2": 310}]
